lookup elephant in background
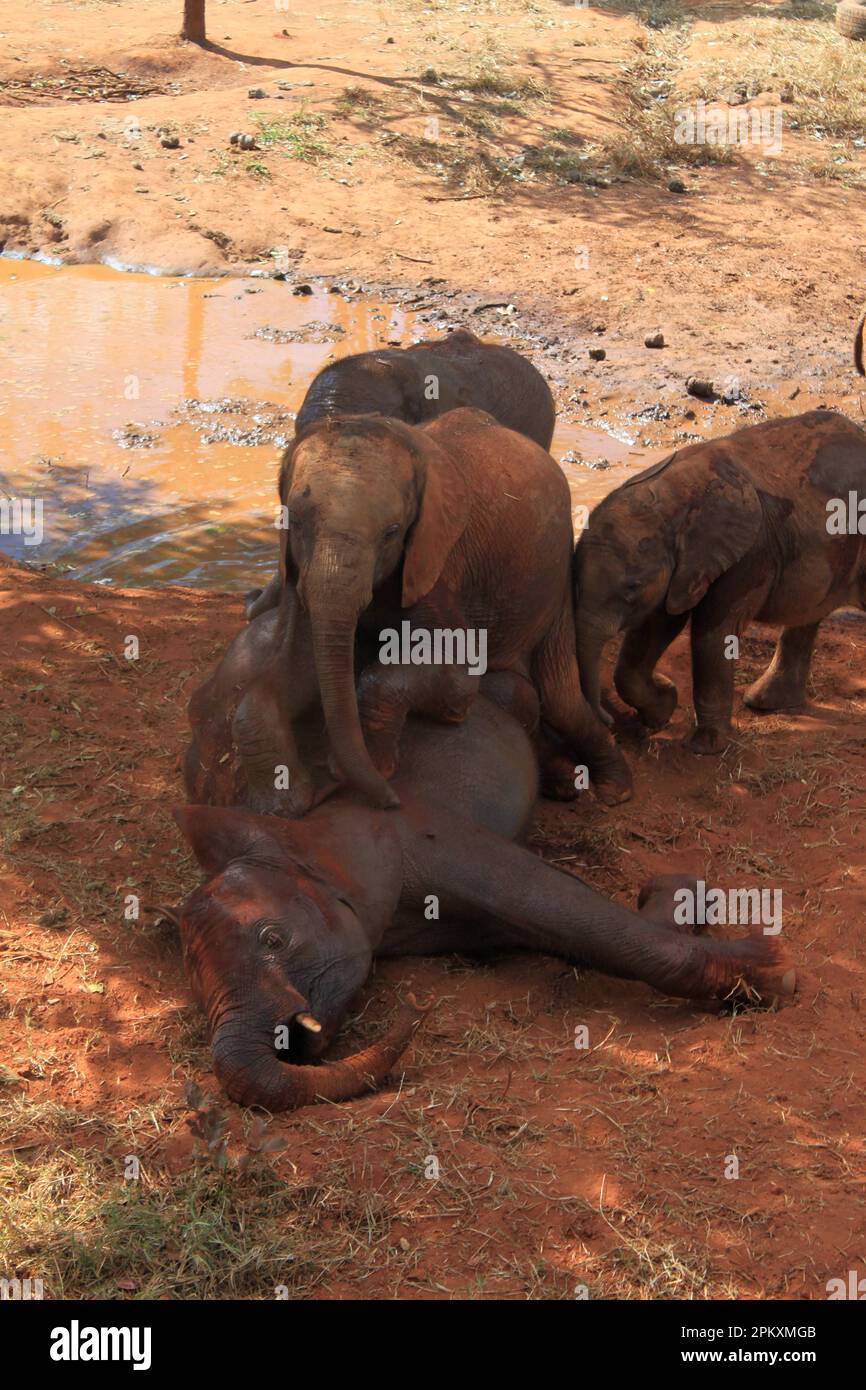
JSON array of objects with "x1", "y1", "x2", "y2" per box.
[
  {"x1": 178, "y1": 648, "x2": 793, "y2": 1113},
  {"x1": 295, "y1": 327, "x2": 556, "y2": 445},
  {"x1": 230, "y1": 408, "x2": 631, "y2": 815},
  {"x1": 246, "y1": 329, "x2": 555, "y2": 619},
  {"x1": 574, "y1": 410, "x2": 866, "y2": 753}
]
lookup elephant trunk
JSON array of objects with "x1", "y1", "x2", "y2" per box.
[
  {"x1": 576, "y1": 617, "x2": 617, "y2": 728},
  {"x1": 210, "y1": 998, "x2": 429, "y2": 1112},
  {"x1": 303, "y1": 542, "x2": 400, "y2": 809}
]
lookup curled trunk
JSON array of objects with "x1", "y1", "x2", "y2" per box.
[{"x1": 211, "y1": 996, "x2": 430, "y2": 1111}]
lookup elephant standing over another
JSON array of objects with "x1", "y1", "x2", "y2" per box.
[
  {"x1": 574, "y1": 410, "x2": 866, "y2": 753},
  {"x1": 246, "y1": 329, "x2": 555, "y2": 619},
  {"x1": 226, "y1": 408, "x2": 631, "y2": 815},
  {"x1": 179, "y1": 640, "x2": 793, "y2": 1113}
]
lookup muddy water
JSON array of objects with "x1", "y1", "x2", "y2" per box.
[{"x1": 0, "y1": 260, "x2": 651, "y2": 590}]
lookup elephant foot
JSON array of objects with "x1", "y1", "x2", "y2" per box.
[
  {"x1": 743, "y1": 676, "x2": 806, "y2": 712},
  {"x1": 670, "y1": 934, "x2": 800, "y2": 1011},
  {"x1": 355, "y1": 727, "x2": 401, "y2": 782},
  {"x1": 688, "y1": 725, "x2": 728, "y2": 756},
  {"x1": 589, "y1": 751, "x2": 633, "y2": 806},
  {"x1": 593, "y1": 777, "x2": 632, "y2": 807},
  {"x1": 634, "y1": 676, "x2": 678, "y2": 731},
  {"x1": 326, "y1": 753, "x2": 401, "y2": 809},
  {"x1": 637, "y1": 874, "x2": 706, "y2": 936},
  {"x1": 539, "y1": 753, "x2": 579, "y2": 801}
]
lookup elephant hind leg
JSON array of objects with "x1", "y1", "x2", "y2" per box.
[
  {"x1": 637, "y1": 874, "x2": 705, "y2": 936},
  {"x1": 533, "y1": 602, "x2": 633, "y2": 805},
  {"x1": 744, "y1": 623, "x2": 820, "y2": 711},
  {"x1": 479, "y1": 669, "x2": 540, "y2": 736},
  {"x1": 408, "y1": 811, "x2": 795, "y2": 1002}
]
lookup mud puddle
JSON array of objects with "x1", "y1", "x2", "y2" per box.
[{"x1": 0, "y1": 260, "x2": 657, "y2": 590}]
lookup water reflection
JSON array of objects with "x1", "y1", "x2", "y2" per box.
[{"x1": 0, "y1": 260, "x2": 654, "y2": 589}]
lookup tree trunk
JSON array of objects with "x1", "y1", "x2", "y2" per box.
[{"x1": 182, "y1": 0, "x2": 206, "y2": 44}]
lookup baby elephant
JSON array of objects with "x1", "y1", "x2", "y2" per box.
[
  {"x1": 178, "y1": 662, "x2": 792, "y2": 1112},
  {"x1": 295, "y1": 327, "x2": 556, "y2": 446},
  {"x1": 246, "y1": 329, "x2": 555, "y2": 619},
  {"x1": 574, "y1": 410, "x2": 866, "y2": 753},
  {"x1": 234, "y1": 408, "x2": 631, "y2": 813}
]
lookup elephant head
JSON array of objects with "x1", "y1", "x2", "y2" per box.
[
  {"x1": 174, "y1": 804, "x2": 428, "y2": 1110},
  {"x1": 278, "y1": 416, "x2": 470, "y2": 808},
  {"x1": 574, "y1": 450, "x2": 762, "y2": 723}
]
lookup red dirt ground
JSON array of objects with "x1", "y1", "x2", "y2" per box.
[{"x1": 2, "y1": 553, "x2": 864, "y2": 1298}]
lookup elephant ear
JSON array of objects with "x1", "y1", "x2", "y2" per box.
[
  {"x1": 402, "y1": 436, "x2": 472, "y2": 608},
  {"x1": 173, "y1": 805, "x2": 292, "y2": 875},
  {"x1": 665, "y1": 457, "x2": 763, "y2": 616}
]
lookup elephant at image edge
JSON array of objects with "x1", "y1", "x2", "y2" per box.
[{"x1": 573, "y1": 410, "x2": 866, "y2": 752}]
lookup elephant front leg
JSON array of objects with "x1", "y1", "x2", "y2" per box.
[
  {"x1": 688, "y1": 607, "x2": 737, "y2": 754},
  {"x1": 358, "y1": 592, "x2": 480, "y2": 778},
  {"x1": 614, "y1": 609, "x2": 688, "y2": 728},
  {"x1": 744, "y1": 623, "x2": 820, "y2": 712},
  {"x1": 534, "y1": 600, "x2": 633, "y2": 804},
  {"x1": 357, "y1": 658, "x2": 477, "y2": 779},
  {"x1": 396, "y1": 809, "x2": 793, "y2": 1002}
]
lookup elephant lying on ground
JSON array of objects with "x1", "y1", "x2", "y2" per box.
[
  {"x1": 574, "y1": 410, "x2": 866, "y2": 753},
  {"x1": 178, "y1": 646, "x2": 793, "y2": 1111},
  {"x1": 246, "y1": 329, "x2": 555, "y2": 619},
  {"x1": 232, "y1": 408, "x2": 630, "y2": 814}
]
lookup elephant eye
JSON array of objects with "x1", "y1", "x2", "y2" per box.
[
  {"x1": 258, "y1": 926, "x2": 284, "y2": 950},
  {"x1": 383, "y1": 523, "x2": 400, "y2": 539}
]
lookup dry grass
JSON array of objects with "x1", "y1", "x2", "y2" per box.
[{"x1": 688, "y1": 11, "x2": 866, "y2": 143}]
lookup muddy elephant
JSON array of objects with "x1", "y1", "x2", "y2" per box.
[
  {"x1": 246, "y1": 329, "x2": 555, "y2": 619},
  {"x1": 232, "y1": 407, "x2": 630, "y2": 813},
  {"x1": 177, "y1": 652, "x2": 792, "y2": 1112},
  {"x1": 574, "y1": 410, "x2": 866, "y2": 754}
]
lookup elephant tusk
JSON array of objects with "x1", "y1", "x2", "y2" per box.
[
  {"x1": 141, "y1": 902, "x2": 181, "y2": 928},
  {"x1": 295, "y1": 1012, "x2": 323, "y2": 1034}
]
